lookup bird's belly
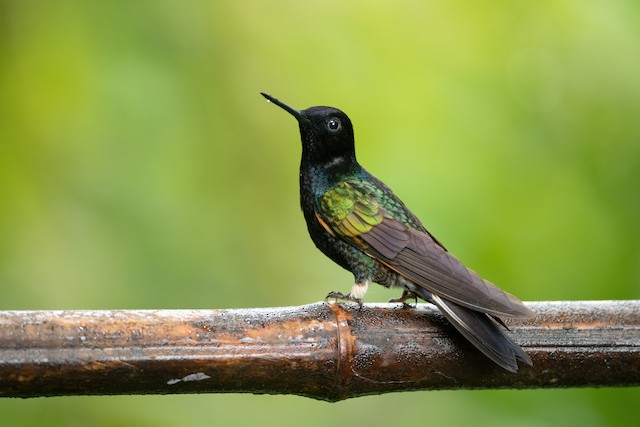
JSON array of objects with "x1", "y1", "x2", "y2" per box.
[
  {"x1": 310, "y1": 228, "x2": 358, "y2": 271},
  {"x1": 372, "y1": 265, "x2": 411, "y2": 289}
]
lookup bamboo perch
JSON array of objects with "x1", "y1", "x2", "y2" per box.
[{"x1": 0, "y1": 300, "x2": 639, "y2": 401}]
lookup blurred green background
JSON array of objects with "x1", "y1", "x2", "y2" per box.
[{"x1": 1, "y1": 0, "x2": 639, "y2": 425}]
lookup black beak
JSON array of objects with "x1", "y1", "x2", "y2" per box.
[{"x1": 261, "y1": 92, "x2": 308, "y2": 123}]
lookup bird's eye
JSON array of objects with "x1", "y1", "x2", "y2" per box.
[{"x1": 327, "y1": 117, "x2": 341, "y2": 133}]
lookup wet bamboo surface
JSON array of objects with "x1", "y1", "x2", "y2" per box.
[{"x1": 0, "y1": 300, "x2": 638, "y2": 401}]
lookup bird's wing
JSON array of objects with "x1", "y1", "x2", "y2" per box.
[{"x1": 316, "y1": 180, "x2": 533, "y2": 319}]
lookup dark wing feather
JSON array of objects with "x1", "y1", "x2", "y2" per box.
[
  {"x1": 428, "y1": 293, "x2": 532, "y2": 372},
  {"x1": 360, "y1": 216, "x2": 534, "y2": 319},
  {"x1": 315, "y1": 179, "x2": 533, "y2": 319}
]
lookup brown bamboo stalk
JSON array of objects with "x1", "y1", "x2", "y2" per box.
[{"x1": 0, "y1": 300, "x2": 638, "y2": 401}]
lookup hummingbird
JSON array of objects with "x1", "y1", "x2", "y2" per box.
[{"x1": 260, "y1": 92, "x2": 534, "y2": 372}]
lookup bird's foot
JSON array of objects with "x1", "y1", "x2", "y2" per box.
[
  {"x1": 389, "y1": 290, "x2": 418, "y2": 308},
  {"x1": 325, "y1": 291, "x2": 364, "y2": 309},
  {"x1": 325, "y1": 290, "x2": 349, "y2": 301}
]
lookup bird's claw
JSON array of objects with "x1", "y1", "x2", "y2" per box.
[
  {"x1": 389, "y1": 291, "x2": 418, "y2": 308},
  {"x1": 325, "y1": 291, "x2": 364, "y2": 309},
  {"x1": 325, "y1": 290, "x2": 348, "y2": 301}
]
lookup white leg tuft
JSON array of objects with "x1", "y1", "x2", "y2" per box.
[{"x1": 350, "y1": 280, "x2": 369, "y2": 300}]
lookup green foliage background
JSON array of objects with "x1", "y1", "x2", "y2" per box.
[{"x1": 1, "y1": 1, "x2": 639, "y2": 425}]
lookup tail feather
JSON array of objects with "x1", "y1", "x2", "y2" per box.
[{"x1": 428, "y1": 293, "x2": 532, "y2": 372}]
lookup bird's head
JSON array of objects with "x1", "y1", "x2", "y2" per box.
[{"x1": 261, "y1": 93, "x2": 356, "y2": 168}]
